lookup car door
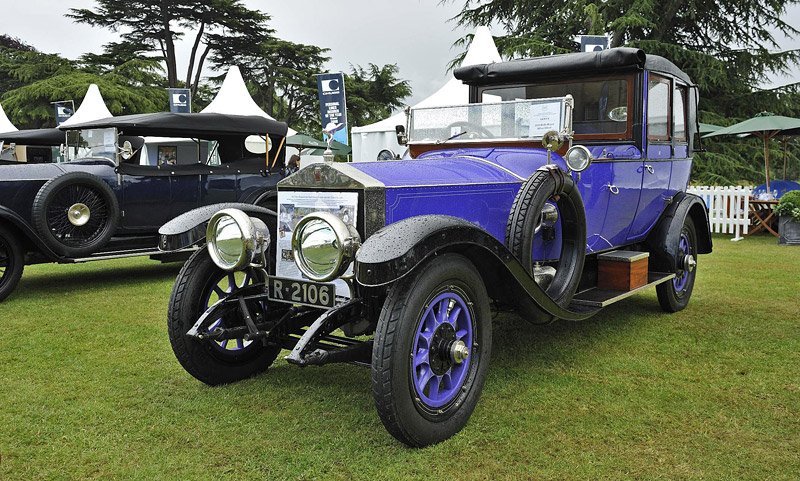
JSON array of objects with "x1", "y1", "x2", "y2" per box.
[
  {"x1": 118, "y1": 165, "x2": 174, "y2": 231},
  {"x1": 627, "y1": 74, "x2": 678, "y2": 241}
]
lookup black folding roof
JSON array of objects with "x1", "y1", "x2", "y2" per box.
[
  {"x1": 59, "y1": 112, "x2": 289, "y2": 139},
  {"x1": 0, "y1": 128, "x2": 65, "y2": 146},
  {"x1": 454, "y1": 48, "x2": 692, "y2": 86}
]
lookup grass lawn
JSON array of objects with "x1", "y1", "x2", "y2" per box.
[{"x1": 1, "y1": 235, "x2": 798, "y2": 480}]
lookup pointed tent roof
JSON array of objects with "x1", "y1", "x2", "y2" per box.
[
  {"x1": 59, "y1": 84, "x2": 113, "y2": 128},
  {"x1": 0, "y1": 103, "x2": 18, "y2": 133},
  {"x1": 202, "y1": 66, "x2": 297, "y2": 135},
  {"x1": 352, "y1": 26, "x2": 502, "y2": 134}
]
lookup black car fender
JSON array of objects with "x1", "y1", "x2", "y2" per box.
[
  {"x1": 158, "y1": 203, "x2": 276, "y2": 251},
  {"x1": 355, "y1": 215, "x2": 599, "y2": 322},
  {"x1": 0, "y1": 205, "x2": 60, "y2": 260},
  {"x1": 646, "y1": 192, "x2": 713, "y2": 272}
]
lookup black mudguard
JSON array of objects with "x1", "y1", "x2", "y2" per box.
[
  {"x1": 355, "y1": 215, "x2": 600, "y2": 322},
  {"x1": 0, "y1": 205, "x2": 60, "y2": 260},
  {"x1": 158, "y1": 203, "x2": 276, "y2": 251},
  {"x1": 646, "y1": 192, "x2": 713, "y2": 272}
]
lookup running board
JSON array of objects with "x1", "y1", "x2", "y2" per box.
[
  {"x1": 570, "y1": 272, "x2": 675, "y2": 308},
  {"x1": 65, "y1": 247, "x2": 197, "y2": 263}
]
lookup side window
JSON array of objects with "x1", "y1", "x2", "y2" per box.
[
  {"x1": 673, "y1": 86, "x2": 687, "y2": 142},
  {"x1": 647, "y1": 75, "x2": 671, "y2": 141}
]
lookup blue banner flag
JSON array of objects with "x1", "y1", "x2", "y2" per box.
[
  {"x1": 316, "y1": 73, "x2": 349, "y2": 145},
  {"x1": 168, "y1": 88, "x2": 192, "y2": 113},
  {"x1": 52, "y1": 101, "x2": 75, "y2": 126}
]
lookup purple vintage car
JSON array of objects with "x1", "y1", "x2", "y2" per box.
[{"x1": 160, "y1": 48, "x2": 712, "y2": 447}]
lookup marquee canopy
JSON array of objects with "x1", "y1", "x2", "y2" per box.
[{"x1": 351, "y1": 26, "x2": 502, "y2": 161}]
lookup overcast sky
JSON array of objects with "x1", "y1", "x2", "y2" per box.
[{"x1": 3, "y1": 0, "x2": 799, "y2": 106}]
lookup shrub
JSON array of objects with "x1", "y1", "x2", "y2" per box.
[{"x1": 774, "y1": 190, "x2": 800, "y2": 221}]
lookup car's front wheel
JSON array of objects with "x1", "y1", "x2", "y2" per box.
[
  {"x1": 0, "y1": 224, "x2": 24, "y2": 302},
  {"x1": 372, "y1": 253, "x2": 491, "y2": 447},
  {"x1": 167, "y1": 248, "x2": 281, "y2": 385}
]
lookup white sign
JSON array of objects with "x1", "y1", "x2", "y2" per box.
[
  {"x1": 276, "y1": 190, "x2": 359, "y2": 299},
  {"x1": 528, "y1": 100, "x2": 564, "y2": 138}
]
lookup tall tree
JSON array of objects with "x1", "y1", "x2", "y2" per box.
[
  {"x1": 68, "y1": 0, "x2": 270, "y2": 94},
  {"x1": 0, "y1": 43, "x2": 167, "y2": 128},
  {"x1": 345, "y1": 63, "x2": 412, "y2": 128}
]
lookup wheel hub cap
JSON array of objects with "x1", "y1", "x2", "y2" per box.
[
  {"x1": 683, "y1": 254, "x2": 696, "y2": 273},
  {"x1": 450, "y1": 340, "x2": 470, "y2": 364},
  {"x1": 68, "y1": 203, "x2": 91, "y2": 226}
]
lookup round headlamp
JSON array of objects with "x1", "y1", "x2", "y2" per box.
[
  {"x1": 565, "y1": 145, "x2": 593, "y2": 172},
  {"x1": 292, "y1": 212, "x2": 361, "y2": 282},
  {"x1": 206, "y1": 208, "x2": 270, "y2": 271}
]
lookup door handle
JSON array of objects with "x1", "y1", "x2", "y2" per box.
[
  {"x1": 644, "y1": 164, "x2": 655, "y2": 174},
  {"x1": 606, "y1": 184, "x2": 620, "y2": 195}
]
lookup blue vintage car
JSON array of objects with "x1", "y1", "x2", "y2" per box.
[
  {"x1": 160, "y1": 48, "x2": 712, "y2": 447},
  {"x1": 0, "y1": 112, "x2": 288, "y2": 301}
]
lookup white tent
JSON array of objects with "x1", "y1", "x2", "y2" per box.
[
  {"x1": 60, "y1": 84, "x2": 113, "y2": 127},
  {"x1": 351, "y1": 26, "x2": 502, "y2": 162},
  {"x1": 201, "y1": 66, "x2": 297, "y2": 136},
  {"x1": 0, "y1": 103, "x2": 18, "y2": 133}
]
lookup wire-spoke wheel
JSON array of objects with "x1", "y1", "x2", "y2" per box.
[
  {"x1": 372, "y1": 253, "x2": 491, "y2": 447},
  {"x1": 0, "y1": 224, "x2": 24, "y2": 302},
  {"x1": 32, "y1": 172, "x2": 118, "y2": 257}
]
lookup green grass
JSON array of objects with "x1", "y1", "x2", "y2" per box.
[{"x1": 1, "y1": 235, "x2": 798, "y2": 480}]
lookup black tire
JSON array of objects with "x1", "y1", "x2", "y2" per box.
[
  {"x1": 167, "y1": 248, "x2": 280, "y2": 385},
  {"x1": 506, "y1": 169, "x2": 586, "y2": 309},
  {"x1": 31, "y1": 172, "x2": 119, "y2": 257},
  {"x1": 372, "y1": 253, "x2": 492, "y2": 447},
  {"x1": 656, "y1": 218, "x2": 698, "y2": 312},
  {"x1": 0, "y1": 224, "x2": 24, "y2": 302}
]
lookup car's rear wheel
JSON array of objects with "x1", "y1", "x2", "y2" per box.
[
  {"x1": 656, "y1": 217, "x2": 698, "y2": 312},
  {"x1": 168, "y1": 248, "x2": 280, "y2": 385},
  {"x1": 0, "y1": 224, "x2": 24, "y2": 302},
  {"x1": 31, "y1": 172, "x2": 119, "y2": 258},
  {"x1": 372, "y1": 253, "x2": 491, "y2": 447}
]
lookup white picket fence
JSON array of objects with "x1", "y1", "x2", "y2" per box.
[{"x1": 687, "y1": 186, "x2": 751, "y2": 241}]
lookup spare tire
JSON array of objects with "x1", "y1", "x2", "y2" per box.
[
  {"x1": 31, "y1": 172, "x2": 119, "y2": 258},
  {"x1": 506, "y1": 168, "x2": 586, "y2": 317}
]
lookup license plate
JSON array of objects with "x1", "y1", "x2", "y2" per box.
[{"x1": 268, "y1": 276, "x2": 335, "y2": 308}]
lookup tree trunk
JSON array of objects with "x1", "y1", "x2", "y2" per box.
[
  {"x1": 160, "y1": 0, "x2": 178, "y2": 87},
  {"x1": 186, "y1": 21, "x2": 206, "y2": 91},
  {"x1": 192, "y1": 45, "x2": 211, "y2": 99}
]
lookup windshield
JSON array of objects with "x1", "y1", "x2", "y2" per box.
[
  {"x1": 408, "y1": 97, "x2": 570, "y2": 144},
  {"x1": 66, "y1": 128, "x2": 117, "y2": 161},
  {"x1": 481, "y1": 77, "x2": 630, "y2": 138}
]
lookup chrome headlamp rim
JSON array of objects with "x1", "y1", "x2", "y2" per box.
[
  {"x1": 291, "y1": 211, "x2": 361, "y2": 282},
  {"x1": 206, "y1": 208, "x2": 261, "y2": 272},
  {"x1": 565, "y1": 145, "x2": 593, "y2": 172}
]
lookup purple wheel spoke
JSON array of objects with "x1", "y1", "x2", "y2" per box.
[
  {"x1": 455, "y1": 328, "x2": 468, "y2": 339},
  {"x1": 226, "y1": 273, "x2": 236, "y2": 292},
  {"x1": 413, "y1": 350, "x2": 429, "y2": 368},
  {"x1": 220, "y1": 339, "x2": 229, "y2": 349},
  {"x1": 236, "y1": 338, "x2": 244, "y2": 349},
  {"x1": 428, "y1": 376, "x2": 441, "y2": 398},
  {"x1": 212, "y1": 286, "x2": 226, "y2": 299},
  {"x1": 418, "y1": 365, "x2": 434, "y2": 388},
  {"x1": 447, "y1": 306, "x2": 462, "y2": 325}
]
